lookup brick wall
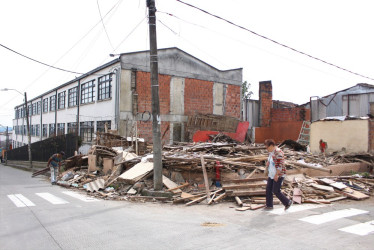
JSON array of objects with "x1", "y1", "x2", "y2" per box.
[
  {"x1": 225, "y1": 84, "x2": 241, "y2": 118},
  {"x1": 369, "y1": 119, "x2": 374, "y2": 152},
  {"x1": 184, "y1": 78, "x2": 213, "y2": 116},
  {"x1": 259, "y1": 81, "x2": 272, "y2": 127},
  {"x1": 271, "y1": 107, "x2": 310, "y2": 122}
]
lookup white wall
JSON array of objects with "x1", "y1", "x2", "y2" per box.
[{"x1": 310, "y1": 119, "x2": 369, "y2": 153}]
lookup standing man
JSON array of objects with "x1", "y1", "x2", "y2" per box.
[
  {"x1": 47, "y1": 151, "x2": 65, "y2": 185},
  {"x1": 264, "y1": 139, "x2": 292, "y2": 210}
]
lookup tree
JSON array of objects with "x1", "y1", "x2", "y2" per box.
[{"x1": 242, "y1": 81, "x2": 253, "y2": 100}]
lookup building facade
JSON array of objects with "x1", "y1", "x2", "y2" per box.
[{"x1": 12, "y1": 48, "x2": 242, "y2": 150}]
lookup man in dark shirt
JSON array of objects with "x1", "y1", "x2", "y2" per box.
[{"x1": 47, "y1": 151, "x2": 65, "y2": 185}]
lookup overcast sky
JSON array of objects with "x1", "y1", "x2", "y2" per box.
[{"x1": 1, "y1": 0, "x2": 373, "y2": 127}]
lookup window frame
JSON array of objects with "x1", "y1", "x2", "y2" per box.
[
  {"x1": 98, "y1": 74, "x2": 112, "y2": 101},
  {"x1": 68, "y1": 87, "x2": 78, "y2": 107},
  {"x1": 80, "y1": 121, "x2": 94, "y2": 142},
  {"x1": 57, "y1": 91, "x2": 66, "y2": 110},
  {"x1": 50, "y1": 95, "x2": 56, "y2": 112},
  {"x1": 43, "y1": 98, "x2": 48, "y2": 113},
  {"x1": 81, "y1": 80, "x2": 95, "y2": 104}
]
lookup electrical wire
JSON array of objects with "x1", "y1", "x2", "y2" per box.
[
  {"x1": 0, "y1": 43, "x2": 83, "y2": 74},
  {"x1": 97, "y1": 0, "x2": 115, "y2": 50},
  {"x1": 175, "y1": 0, "x2": 374, "y2": 82}
]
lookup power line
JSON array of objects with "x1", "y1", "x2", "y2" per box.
[
  {"x1": 97, "y1": 0, "x2": 115, "y2": 50},
  {"x1": 175, "y1": 0, "x2": 374, "y2": 82},
  {"x1": 0, "y1": 43, "x2": 83, "y2": 74}
]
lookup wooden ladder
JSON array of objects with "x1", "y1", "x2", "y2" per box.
[{"x1": 297, "y1": 121, "x2": 311, "y2": 145}]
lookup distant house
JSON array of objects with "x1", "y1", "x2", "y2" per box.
[
  {"x1": 12, "y1": 48, "x2": 242, "y2": 151},
  {"x1": 305, "y1": 83, "x2": 374, "y2": 121}
]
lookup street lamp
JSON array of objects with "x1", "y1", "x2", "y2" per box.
[{"x1": 0, "y1": 88, "x2": 33, "y2": 169}]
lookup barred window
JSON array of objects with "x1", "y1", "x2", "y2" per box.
[
  {"x1": 42, "y1": 124, "x2": 48, "y2": 137},
  {"x1": 37, "y1": 101, "x2": 41, "y2": 114},
  {"x1": 98, "y1": 74, "x2": 112, "y2": 100},
  {"x1": 43, "y1": 98, "x2": 48, "y2": 113},
  {"x1": 31, "y1": 125, "x2": 35, "y2": 136},
  {"x1": 50, "y1": 95, "x2": 56, "y2": 111},
  {"x1": 81, "y1": 80, "x2": 95, "y2": 104},
  {"x1": 68, "y1": 87, "x2": 78, "y2": 107},
  {"x1": 97, "y1": 120, "x2": 111, "y2": 133},
  {"x1": 58, "y1": 92, "x2": 66, "y2": 109},
  {"x1": 67, "y1": 122, "x2": 78, "y2": 134},
  {"x1": 57, "y1": 123, "x2": 65, "y2": 135},
  {"x1": 49, "y1": 123, "x2": 56, "y2": 137},
  {"x1": 23, "y1": 125, "x2": 27, "y2": 135},
  {"x1": 35, "y1": 124, "x2": 40, "y2": 137},
  {"x1": 28, "y1": 105, "x2": 32, "y2": 116},
  {"x1": 80, "y1": 121, "x2": 94, "y2": 142}
]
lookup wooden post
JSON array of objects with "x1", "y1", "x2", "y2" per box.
[{"x1": 200, "y1": 154, "x2": 211, "y2": 202}]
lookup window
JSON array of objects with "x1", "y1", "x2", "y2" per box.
[
  {"x1": 15, "y1": 109, "x2": 19, "y2": 119},
  {"x1": 28, "y1": 105, "x2": 32, "y2": 116},
  {"x1": 35, "y1": 124, "x2": 40, "y2": 137},
  {"x1": 97, "y1": 120, "x2": 111, "y2": 133},
  {"x1": 67, "y1": 122, "x2": 78, "y2": 134},
  {"x1": 50, "y1": 95, "x2": 56, "y2": 111},
  {"x1": 68, "y1": 87, "x2": 78, "y2": 107},
  {"x1": 58, "y1": 91, "x2": 66, "y2": 109},
  {"x1": 43, "y1": 98, "x2": 48, "y2": 113},
  {"x1": 81, "y1": 80, "x2": 95, "y2": 104},
  {"x1": 98, "y1": 74, "x2": 112, "y2": 100},
  {"x1": 31, "y1": 125, "x2": 35, "y2": 136},
  {"x1": 32, "y1": 103, "x2": 37, "y2": 116},
  {"x1": 80, "y1": 121, "x2": 94, "y2": 142},
  {"x1": 57, "y1": 123, "x2": 65, "y2": 135},
  {"x1": 49, "y1": 123, "x2": 56, "y2": 137},
  {"x1": 42, "y1": 124, "x2": 48, "y2": 137},
  {"x1": 23, "y1": 125, "x2": 26, "y2": 135},
  {"x1": 37, "y1": 101, "x2": 41, "y2": 114}
]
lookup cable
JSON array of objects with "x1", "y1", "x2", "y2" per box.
[
  {"x1": 97, "y1": 0, "x2": 115, "y2": 50},
  {"x1": 175, "y1": 0, "x2": 374, "y2": 82},
  {"x1": 0, "y1": 43, "x2": 83, "y2": 74}
]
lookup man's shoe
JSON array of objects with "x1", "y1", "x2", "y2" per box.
[
  {"x1": 263, "y1": 206, "x2": 273, "y2": 210},
  {"x1": 285, "y1": 200, "x2": 293, "y2": 210}
]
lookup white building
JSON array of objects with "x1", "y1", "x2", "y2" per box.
[{"x1": 12, "y1": 48, "x2": 242, "y2": 151}]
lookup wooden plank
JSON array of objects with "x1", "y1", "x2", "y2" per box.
[
  {"x1": 118, "y1": 162, "x2": 153, "y2": 183},
  {"x1": 167, "y1": 183, "x2": 190, "y2": 192},
  {"x1": 222, "y1": 183, "x2": 267, "y2": 189},
  {"x1": 200, "y1": 155, "x2": 211, "y2": 202},
  {"x1": 336, "y1": 187, "x2": 370, "y2": 200},
  {"x1": 226, "y1": 190, "x2": 266, "y2": 197},
  {"x1": 245, "y1": 169, "x2": 257, "y2": 179},
  {"x1": 250, "y1": 204, "x2": 266, "y2": 210},
  {"x1": 186, "y1": 195, "x2": 207, "y2": 206},
  {"x1": 311, "y1": 183, "x2": 335, "y2": 192},
  {"x1": 162, "y1": 175, "x2": 182, "y2": 193},
  {"x1": 222, "y1": 177, "x2": 267, "y2": 184},
  {"x1": 235, "y1": 206, "x2": 251, "y2": 211},
  {"x1": 213, "y1": 192, "x2": 227, "y2": 202}
]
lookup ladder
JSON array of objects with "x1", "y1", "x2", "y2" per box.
[{"x1": 297, "y1": 121, "x2": 311, "y2": 145}]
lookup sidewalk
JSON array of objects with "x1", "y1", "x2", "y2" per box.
[{"x1": 2, "y1": 160, "x2": 47, "y2": 173}]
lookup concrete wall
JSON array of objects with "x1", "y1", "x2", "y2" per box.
[{"x1": 310, "y1": 119, "x2": 369, "y2": 153}]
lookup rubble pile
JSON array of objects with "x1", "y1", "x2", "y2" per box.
[{"x1": 34, "y1": 134, "x2": 374, "y2": 209}]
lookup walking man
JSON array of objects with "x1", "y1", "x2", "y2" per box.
[
  {"x1": 47, "y1": 151, "x2": 65, "y2": 185},
  {"x1": 264, "y1": 139, "x2": 292, "y2": 210}
]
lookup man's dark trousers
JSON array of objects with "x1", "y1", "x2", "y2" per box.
[{"x1": 266, "y1": 177, "x2": 290, "y2": 207}]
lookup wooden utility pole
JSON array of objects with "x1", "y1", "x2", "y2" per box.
[
  {"x1": 147, "y1": 0, "x2": 162, "y2": 190},
  {"x1": 24, "y1": 92, "x2": 33, "y2": 169}
]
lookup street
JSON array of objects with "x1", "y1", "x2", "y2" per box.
[{"x1": 1, "y1": 164, "x2": 373, "y2": 250}]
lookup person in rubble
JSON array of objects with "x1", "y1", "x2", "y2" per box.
[
  {"x1": 264, "y1": 139, "x2": 292, "y2": 210},
  {"x1": 47, "y1": 151, "x2": 65, "y2": 185}
]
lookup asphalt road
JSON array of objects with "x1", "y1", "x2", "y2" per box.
[{"x1": 1, "y1": 164, "x2": 373, "y2": 250}]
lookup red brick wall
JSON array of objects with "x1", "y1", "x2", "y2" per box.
[
  {"x1": 271, "y1": 107, "x2": 310, "y2": 122},
  {"x1": 225, "y1": 84, "x2": 241, "y2": 118},
  {"x1": 184, "y1": 78, "x2": 213, "y2": 116},
  {"x1": 259, "y1": 81, "x2": 272, "y2": 127}
]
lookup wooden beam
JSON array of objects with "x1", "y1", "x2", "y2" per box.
[
  {"x1": 235, "y1": 196, "x2": 243, "y2": 206},
  {"x1": 200, "y1": 155, "x2": 211, "y2": 202}
]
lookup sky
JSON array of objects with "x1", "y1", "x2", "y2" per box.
[{"x1": 0, "y1": 0, "x2": 373, "y2": 127}]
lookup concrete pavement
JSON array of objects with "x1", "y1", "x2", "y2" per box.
[{"x1": 1, "y1": 164, "x2": 373, "y2": 250}]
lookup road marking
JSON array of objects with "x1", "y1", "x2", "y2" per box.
[
  {"x1": 62, "y1": 191, "x2": 99, "y2": 202},
  {"x1": 339, "y1": 220, "x2": 374, "y2": 236},
  {"x1": 270, "y1": 204, "x2": 326, "y2": 215},
  {"x1": 299, "y1": 208, "x2": 369, "y2": 225},
  {"x1": 36, "y1": 192, "x2": 69, "y2": 205},
  {"x1": 8, "y1": 194, "x2": 26, "y2": 207},
  {"x1": 14, "y1": 194, "x2": 36, "y2": 207}
]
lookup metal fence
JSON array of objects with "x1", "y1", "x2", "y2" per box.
[{"x1": 7, "y1": 134, "x2": 78, "y2": 162}]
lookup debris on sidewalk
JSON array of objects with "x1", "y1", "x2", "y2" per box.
[{"x1": 32, "y1": 131, "x2": 373, "y2": 207}]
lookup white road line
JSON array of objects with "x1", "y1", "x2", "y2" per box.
[
  {"x1": 7, "y1": 194, "x2": 26, "y2": 207},
  {"x1": 339, "y1": 220, "x2": 374, "y2": 236},
  {"x1": 270, "y1": 204, "x2": 326, "y2": 215},
  {"x1": 299, "y1": 208, "x2": 369, "y2": 225},
  {"x1": 14, "y1": 194, "x2": 35, "y2": 207},
  {"x1": 62, "y1": 191, "x2": 99, "y2": 202},
  {"x1": 36, "y1": 193, "x2": 69, "y2": 205}
]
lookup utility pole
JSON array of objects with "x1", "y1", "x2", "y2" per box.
[
  {"x1": 5, "y1": 126, "x2": 9, "y2": 165},
  {"x1": 147, "y1": 0, "x2": 162, "y2": 190},
  {"x1": 24, "y1": 92, "x2": 33, "y2": 169}
]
